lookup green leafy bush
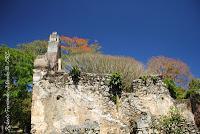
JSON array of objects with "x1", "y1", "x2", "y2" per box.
[
  {"x1": 159, "y1": 107, "x2": 186, "y2": 134},
  {"x1": 185, "y1": 89, "x2": 200, "y2": 99},
  {"x1": 185, "y1": 79, "x2": 200, "y2": 98},
  {"x1": 64, "y1": 53, "x2": 144, "y2": 92},
  {"x1": 163, "y1": 78, "x2": 185, "y2": 99},
  {"x1": 140, "y1": 76, "x2": 148, "y2": 86},
  {"x1": 109, "y1": 72, "x2": 122, "y2": 111},
  {"x1": 109, "y1": 72, "x2": 122, "y2": 97},
  {"x1": 175, "y1": 87, "x2": 186, "y2": 99},
  {"x1": 189, "y1": 79, "x2": 200, "y2": 89},
  {"x1": 163, "y1": 78, "x2": 178, "y2": 99},
  {"x1": 151, "y1": 76, "x2": 158, "y2": 85},
  {"x1": 69, "y1": 65, "x2": 81, "y2": 85}
]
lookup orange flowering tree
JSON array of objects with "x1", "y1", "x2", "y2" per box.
[
  {"x1": 60, "y1": 35, "x2": 100, "y2": 54},
  {"x1": 147, "y1": 56, "x2": 192, "y2": 86}
]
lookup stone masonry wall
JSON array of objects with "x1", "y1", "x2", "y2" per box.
[{"x1": 31, "y1": 69, "x2": 199, "y2": 134}]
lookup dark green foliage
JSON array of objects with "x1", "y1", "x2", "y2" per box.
[
  {"x1": 151, "y1": 76, "x2": 158, "y2": 85},
  {"x1": 69, "y1": 65, "x2": 81, "y2": 85},
  {"x1": 185, "y1": 79, "x2": 200, "y2": 98},
  {"x1": 140, "y1": 76, "x2": 148, "y2": 86},
  {"x1": 185, "y1": 88, "x2": 200, "y2": 99},
  {"x1": 109, "y1": 72, "x2": 122, "y2": 103},
  {"x1": 111, "y1": 95, "x2": 117, "y2": 103},
  {"x1": 109, "y1": 72, "x2": 122, "y2": 96},
  {"x1": 163, "y1": 78, "x2": 185, "y2": 99},
  {"x1": 129, "y1": 120, "x2": 137, "y2": 134},
  {"x1": 175, "y1": 87, "x2": 186, "y2": 99},
  {"x1": 17, "y1": 40, "x2": 48, "y2": 58},
  {"x1": 189, "y1": 79, "x2": 200, "y2": 89},
  {"x1": 0, "y1": 46, "x2": 33, "y2": 132},
  {"x1": 163, "y1": 78, "x2": 174, "y2": 98},
  {"x1": 163, "y1": 78, "x2": 200, "y2": 100},
  {"x1": 159, "y1": 107, "x2": 186, "y2": 134}
]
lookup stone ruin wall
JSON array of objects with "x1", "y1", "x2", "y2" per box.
[
  {"x1": 31, "y1": 67, "x2": 199, "y2": 134},
  {"x1": 190, "y1": 93, "x2": 200, "y2": 129},
  {"x1": 31, "y1": 32, "x2": 199, "y2": 134}
]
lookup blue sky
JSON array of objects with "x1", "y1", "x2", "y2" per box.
[{"x1": 0, "y1": 0, "x2": 200, "y2": 77}]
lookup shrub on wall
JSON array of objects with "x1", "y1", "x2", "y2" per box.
[
  {"x1": 163, "y1": 78, "x2": 185, "y2": 99},
  {"x1": 185, "y1": 79, "x2": 200, "y2": 98},
  {"x1": 158, "y1": 107, "x2": 187, "y2": 134},
  {"x1": 140, "y1": 76, "x2": 148, "y2": 86},
  {"x1": 63, "y1": 53, "x2": 144, "y2": 92},
  {"x1": 109, "y1": 72, "x2": 122, "y2": 111},
  {"x1": 151, "y1": 76, "x2": 158, "y2": 85},
  {"x1": 69, "y1": 65, "x2": 81, "y2": 85},
  {"x1": 189, "y1": 79, "x2": 200, "y2": 90},
  {"x1": 109, "y1": 72, "x2": 122, "y2": 97},
  {"x1": 163, "y1": 78, "x2": 178, "y2": 99}
]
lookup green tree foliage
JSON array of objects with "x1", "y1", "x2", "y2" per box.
[
  {"x1": 185, "y1": 78, "x2": 200, "y2": 98},
  {"x1": 0, "y1": 46, "x2": 33, "y2": 132},
  {"x1": 189, "y1": 78, "x2": 200, "y2": 90},
  {"x1": 163, "y1": 78, "x2": 185, "y2": 99},
  {"x1": 17, "y1": 40, "x2": 48, "y2": 58}
]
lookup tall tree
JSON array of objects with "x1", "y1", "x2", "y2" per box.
[
  {"x1": 0, "y1": 46, "x2": 33, "y2": 132},
  {"x1": 60, "y1": 35, "x2": 101, "y2": 54},
  {"x1": 147, "y1": 56, "x2": 192, "y2": 86},
  {"x1": 17, "y1": 40, "x2": 48, "y2": 58}
]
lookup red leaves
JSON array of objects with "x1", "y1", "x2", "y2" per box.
[
  {"x1": 60, "y1": 35, "x2": 88, "y2": 46},
  {"x1": 147, "y1": 56, "x2": 192, "y2": 86},
  {"x1": 73, "y1": 37, "x2": 88, "y2": 46},
  {"x1": 60, "y1": 35, "x2": 73, "y2": 43},
  {"x1": 60, "y1": 35, "x2": 92, "y2": 54}
]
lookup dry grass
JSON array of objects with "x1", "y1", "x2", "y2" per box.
[{"x1": 63, "y1": 53, "x2": 144, "y2": 91}]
